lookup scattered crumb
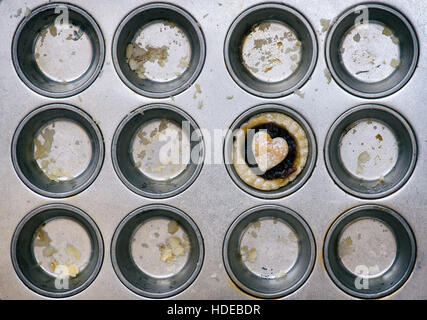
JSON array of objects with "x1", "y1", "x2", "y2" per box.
[
  {"x1": 288, "y1": 232, "x2": 298, "y2": 243},
  {"x1": 49, "y1": 259, "x2": 60, "y2": 273},
  {"x1": 39, "y1": 29, "x2": 48, "y2": 46},
  {"x1": 67, "y1": 264, "x2": 80, "y2": 277},
  {"x1": 158, "y1": 236, "x2": 186, "y2": 263},
  {"x1": 390, "y1": 35, "x2": 399, "y2": 45},
  {"x1": 167, "y1": 220, "x2": 179, "y2": 235},
  {"x1": 163, "y1": 21, "x2": 176, "y2": 29},
  {"x1": 175, "y1": 53, "x2": 190, "y2": 69},
  {"x1": 242, "y1": 247, "x2": 257, "y2": 263},
  {"x1": 14, "y1": 8, "x2": 22, "y2": 18},
  {"x1": 278, "y1": 270, "x2": 287, "y2": 279},
  {"x1": 390, "y1": 58, "x2": 400, "y2": 68},
  {"x1": 158, "y1": 119, "x2": 168, "y2": 132},
  {"x1": 34, "y1": 227, "x2": 52, "y2": 247},
  {"x1": 126, "y1": 43, "x2": 169, "y2": 79},
  {"x1": 356, "y1": 151, "x2": 371, "y2": 174},
  {"x1": 150, "y1": 128, "x2": 158, "y2": 138},
  {"x1": 338, "y1": 236, "x2": 354, "y2": 257},
  {"x1": 263, "y1": 66, "x2": 273, "y2": 73},
  {"x1": 34, "y1": 127, "x2": 55, "y2": 160},
  {"x1": 376, "y1": 134, "x2": 383, "y2": 141},
  {"x1": 277, "y1": 235, "x2": 287, "y2": 244},
  {"x1": 353, "y1": 33, "x2": 361, "y2": 42},
  {"x1": 35, "y1": 228, "x2": 83, "y2": 278},
  {"x1": 66, "y1": 244, "x2": 81, "y2": 260},
  {"x1": 210, "y1": 273, "x2": 219, "y2": 281},
  {"x1": 294, "y1": 89, "x2": 305, "y2": 99},
  {"x1": 226, "y1": 95, "x2": 233, "y2": 100},
  {"x1": 324, "y1": 68, "x2": 332, "y2": 84},
  {"x1": 320, "y1": 18, "x2": 331, "y2": 33},
  {"x1": 42, "y1": 245, "x2": 57, "y2": 257},
  {"x1": 252, "y1": 221, "x2": 261, "y2": 228},
  {"x1": 193, "y1": 83, "x2": 202, "y2": 99},
  {"x1": 49, "y1": 25, "x2": 57, "y2": 37},
  {"x1": 382, "y1": 27, "x2": 392, "y2": 36}
]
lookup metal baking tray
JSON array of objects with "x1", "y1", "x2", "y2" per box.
[{"x1": 0, "y1": 0, "x2": 426, "y2": 300}]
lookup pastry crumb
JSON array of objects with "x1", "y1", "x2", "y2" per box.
[
  {"x1": 390, "y1": 58, "x2": 400, "y2": 68},
  {"x1": 210, "y1": 273, "x2": 219, "y2": 281},
  {"x1": 356, "y1": 151, "x2": 371, "y2": 174},
  {"x1": 66, "y1": 243, "x2": 81, "y2": 260},
  {"x1": 338, "y1": 236, "x2": 354, "y2": 257},
  {"x1": 353, "y1": 33, "x2": 361, "y2": 42},
  {"x1": 159, "y1": 236, "x2": 186, "y2": 263},
  {"x1": 167, "y1": 220, "x2": 179, "y2": 235},
  {"x1": 294, "y1": 89, "x2": 305, "y2": 99},
  {"x1": 242, "y1": 247, "x2": 257, "y2": 263},
  {"x1": 324, "y1": 68, "x2": 332, "y2": 84}
]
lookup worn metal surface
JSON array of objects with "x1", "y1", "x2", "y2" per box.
[{"x1": 0, "y1": 0, "x2": 426, "y2": 300}]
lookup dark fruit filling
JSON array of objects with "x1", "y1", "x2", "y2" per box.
[{"x1": 245, "y1": 123, "x2": 297, "y2": 180}]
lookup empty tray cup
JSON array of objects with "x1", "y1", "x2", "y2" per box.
[
  {"x1": 223, "y1": 205, "x2": 315, "y2": 298},
  {"x1": 111, "y1": 204, "x2": 204, "y2": 298},
  {"x1": 11, "y1": 203, "x2": 104, "y2": 298},
  {"x1": 12, "y1": 3, "x2": 105, "y2": 98}
]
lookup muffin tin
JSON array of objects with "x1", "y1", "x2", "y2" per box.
[{"x1": 0, "y1": 0, "x2": 426, "y2": 300}]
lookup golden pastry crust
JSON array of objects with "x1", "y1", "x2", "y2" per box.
[{"x1": 233, "y1": 112, "x2": 309, "y2": 191}]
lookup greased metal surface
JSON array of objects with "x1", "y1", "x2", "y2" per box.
[{"x1": 0, "y1": 0, "x2": 426, "y2": 299}]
